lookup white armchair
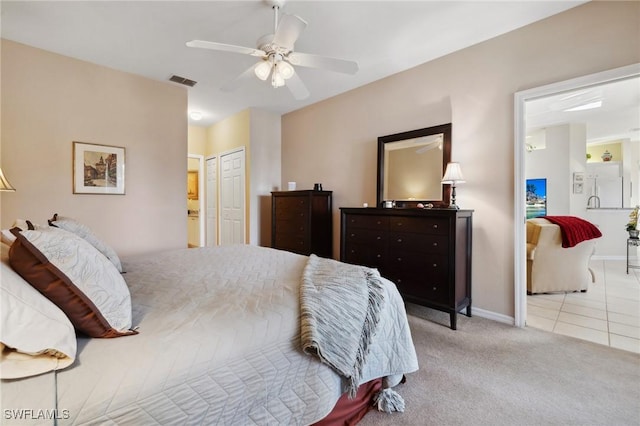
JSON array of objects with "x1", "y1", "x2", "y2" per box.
[{"x1": 526, "y1": 218, "x2": 597, "y2": 294}]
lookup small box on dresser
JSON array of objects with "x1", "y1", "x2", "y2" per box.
[
  {"x1": 271, "y1": 190, "x2": 332, "y2": 257},
  {"x1": 340, "y1": 207, "x2": 473, "y2": 329}
]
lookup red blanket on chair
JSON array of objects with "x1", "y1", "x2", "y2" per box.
[{"x1": 542, "y1": 216, "x2": 602, "y2": 248}]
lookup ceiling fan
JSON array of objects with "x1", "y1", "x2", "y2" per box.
[{"x1": 186, "y1": 0, "x2": 358, "y2": 100}]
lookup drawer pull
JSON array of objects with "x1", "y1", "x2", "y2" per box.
[
  {"x1": 433, "y1": 242, "x2": 438, "y2": 247},
  {"x1": 433, "y1": 263, "x2": 437, "y2": 267},
  {"x1": 376, "y1": 236, "x2": 381, "y2": 240},
  {"x1": 376, "y1": 254, "x2": 381, "y2": 258},
  {"x1": 397, "y1": 238, "x2": 402, "y2": 243},
  {"x1": 376, "y1": 220, "x2": 382, "y2": 225},
  {"x1": 397, "y1": 257, "x2": 402, "y2": 262},
  {"x1": 350, "y1": 233, "x2": 355, "y2": 237},
  {"x1": 432, "y1": 286, "x2": 437, "y2": 291},
  {"x1": 433, "y1": 224, "x2": 438, "y2": 229}
]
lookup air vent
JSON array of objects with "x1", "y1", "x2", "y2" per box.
[{"x1": 169, "y1": 75, "x2": 197, "y2": 87}]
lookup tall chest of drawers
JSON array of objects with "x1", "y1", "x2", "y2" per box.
[
  {"x1": 340, "y1": 208, "x2": 473, "y2": 329},
  {"x1": 271, "y1": 190, "x2": 332, "y2": 257}
]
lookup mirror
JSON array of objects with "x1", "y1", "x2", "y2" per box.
[{"x1": 377, "y1": 123, "x2": 452, "y2": 208}]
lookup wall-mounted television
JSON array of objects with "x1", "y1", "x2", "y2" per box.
[{"x1": 526, "y1": 178, "x2": 547, "y2": 219}]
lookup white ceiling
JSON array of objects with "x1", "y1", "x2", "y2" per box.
[
  {"x1": 526, "y1": 76, "x2": 640, "y2": 144},
  {"x1": 1, "y1": 1, "x2": 588, "y2": 128}
]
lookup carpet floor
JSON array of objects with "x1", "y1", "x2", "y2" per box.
[{"x1": 359, "y1": 303, "x2": 640, "y2": 426}]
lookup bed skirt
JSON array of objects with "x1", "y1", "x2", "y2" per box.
[{"x1": 312, "y1": 378, "x2": 383, "y2": 426}]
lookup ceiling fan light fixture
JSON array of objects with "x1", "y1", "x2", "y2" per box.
[
  {"x1": 278, "y1": 60, "x2": 295, "y2": 80},
  {"x1": 254, "y1": 60, "x2": 272, "y2": 81},
  {"x1": 271, "y1": 67, "x2": 285, "y2": 88}
]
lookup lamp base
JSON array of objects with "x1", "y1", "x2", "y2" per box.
[{"x1": 449, "y1": 184, "x2": 460, "y2": 210}]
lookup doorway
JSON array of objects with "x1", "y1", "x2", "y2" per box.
[
  {"x1": 514, "y1": 63, "x2": 640, "y2": 327},
  {"x1": 206, "y1": 156, "x2": 218, "y2": 246},
  {"x1": 187, "y1": 154, "x2": 205, "y2": 247}
]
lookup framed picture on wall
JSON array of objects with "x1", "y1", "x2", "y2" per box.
[
  {"x1": 187, "y1": 171, "x2": 198, "y2": 200},
  {"x1": 526, "y1": 178, "x2": 547, "y2": 219},
  {"x1": 73, "y1": 142, "x2": 125, "y2": 195}
]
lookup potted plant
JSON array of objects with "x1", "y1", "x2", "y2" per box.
[{"x1": 627, "y1": 206, "x2": 639, "y2": 238}]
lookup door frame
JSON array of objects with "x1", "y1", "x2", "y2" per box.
[
  {"x1": 513, "y1": 63, "x2": 640, "y2": 327},
  {"x1": 205, "y1": 154, "x2": 218, "y2": 246},
  {"x1": 188, "y1": 153, "x2": 205, "y2": 247}
]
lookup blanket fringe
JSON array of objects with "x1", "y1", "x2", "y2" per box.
[{"x1": 373, "y1": 388, "x2": 405, "y2": 413}]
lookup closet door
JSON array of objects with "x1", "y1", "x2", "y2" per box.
[{"x1": 220, "y1": 149, "x2": 245, "y2": 245}]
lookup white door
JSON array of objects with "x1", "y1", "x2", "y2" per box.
[
  {"x1": 220, "y1": 149, "x2": 245, "y2": 245},
  {"x1": 206, "y1": 156, "x2": 218, "y2": 246}
]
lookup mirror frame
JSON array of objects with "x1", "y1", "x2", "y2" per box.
[{"x1": 376, "y1": 123, "x2": 452, "y2": 208}]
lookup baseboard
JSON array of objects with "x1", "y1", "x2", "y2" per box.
[
  {"x1": 592, "y1": 255, "x2": 627, "y2": 261},
  {"x1": 471, "y1": 307, "x2": 515, "y2": 326}
]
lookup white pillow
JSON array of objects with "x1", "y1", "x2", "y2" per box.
[
  {"x1": 1, "y1": 219, "x2": 46, "y2": 245},
  {"x1": 8, "y1": 227, "x2": 136, "y2": 338},
  {"x1": 1, "y1": 242, "x2": 76, "y2": 379},
  {"x1": 48, "y1": 214, "x2": 123, "y2": 273}
]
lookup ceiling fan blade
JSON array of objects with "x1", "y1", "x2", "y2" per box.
[
  {"x1": 286, "y1": 73, "x2": 310, "y2": 100},
  {"x1": 186, "y1": 40, "x2": 265, "y2": 57},
  {"x1": 287, "y1": 52, "x2": 358, "y2": 75},
  {"x1": 220, "y1": 63, "x2": 260, "y2": 92},
  {"x1": 272, "y1": 14, "x2": 307, "y2": 50}
]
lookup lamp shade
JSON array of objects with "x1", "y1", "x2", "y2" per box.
[
  {"x1": 0, "y1": 168, "x2": 16, "y2": 192},
  {"x1": 441, "y1": 162, "x2": 466, "y2": 184},
  {"x1": 254, "y1": 60, "x2": 273, "y2": 81}
]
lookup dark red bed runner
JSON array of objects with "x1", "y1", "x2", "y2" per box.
[{"x1": 541, "y1": 216, "x2": 602, "y2": 248}]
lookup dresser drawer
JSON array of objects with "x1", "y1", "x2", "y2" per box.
[
  {"x1": 275, "y1": 197, "x2": 308, "y2": 217},
  {"x1": 391, "y1": 272, "x2": 449, "y2": 305},
  {"x1": 344, "y1": 214, "x2": 389, "y2": 230},
  {"x1": 388, "y1": 232, "x2": 448, "y2": 254},
  {"x1": 274, "y1": 234, "x2": 309, "y2": 254},
  {"x1": 386, "y1": 252, "x2": 448, "y2": 277},
  {"x1": 275, "y1": 218, "x2": 306, "y2": 235},
  {"x1": 343, "y1": 243, "x2": 386, "y2": 269},
  {"x1": 345, "y1": 228, "x2": 388, "y2": 245},
  {"x1": 390, "y1": 216, "x2": 448, "y2": 235},
  {"x1": 275, "y1": 207, "x2": 308, "y2": 221}
]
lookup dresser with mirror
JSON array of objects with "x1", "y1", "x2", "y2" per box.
[{"x1": 340, "y1": 123, "x2": 473, "y2": 329}]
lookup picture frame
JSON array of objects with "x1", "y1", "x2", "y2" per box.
[
  {"x1": 573, "y1": 182, "x2": 584, "y2": 194},
  {"x1": 73, "y1": 142, "x2": 125, "y2": 195},
  {"x1": 187, "y1": 171, "x2": 198, "y2": 200}
]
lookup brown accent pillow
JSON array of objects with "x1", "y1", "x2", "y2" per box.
[{"x1": 8, "y1": 227, "x2": 137, "y2": 338}]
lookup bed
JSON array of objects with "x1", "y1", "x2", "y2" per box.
[{"x1": 1, "y1": 220, "x2": 418, "y2": 425}]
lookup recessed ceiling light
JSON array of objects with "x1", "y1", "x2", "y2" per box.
[{"x1": 189, "y1": 111, "x2": 203, "y2": 121}]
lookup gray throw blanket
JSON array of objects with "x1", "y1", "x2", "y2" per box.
[{"x1": 300, "y1": 254, "x2": 385, "y2": 398}]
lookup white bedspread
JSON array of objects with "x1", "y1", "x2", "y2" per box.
[{"x1": 1, "y1": 245, "x2": 418, "y2": 425}]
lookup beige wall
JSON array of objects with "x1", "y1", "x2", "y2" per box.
[
  {"x1": 282, "y1": 2, "x2": 640, "y2": 319},
  {"x1": 188, "y1": 126, "x2": 207, "y2": 156},
  {"x1": 1, "y1": 40, "x2": 188, "y2": 256}
]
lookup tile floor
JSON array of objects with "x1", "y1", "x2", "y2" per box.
[{"x1": 526, "y1": 259, "x2": 640, "y2": 354}]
